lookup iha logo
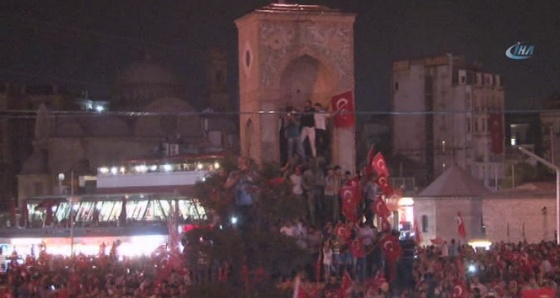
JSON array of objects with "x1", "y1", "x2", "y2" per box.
[{"x1": 505, "y1": 42, "x2": 535, "y2": 60}]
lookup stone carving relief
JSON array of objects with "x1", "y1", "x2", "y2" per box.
[{"x1": 259, "y1": 21, "x2": 353, "y2": 88}]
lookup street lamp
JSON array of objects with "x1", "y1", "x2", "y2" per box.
[{"x1": 517, "y1": 146, "x2": 560, "y2": 245}]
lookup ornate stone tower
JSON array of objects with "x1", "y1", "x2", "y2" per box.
[
  {"x1": 235, "y1": 3, "x2": 356, "y2": 172},
  {"x1": 206, "y1": 47, "x2": 231, "y2": 112}
]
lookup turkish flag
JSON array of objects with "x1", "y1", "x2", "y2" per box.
[
  {"x1": 341, "y1": 189, "x2": 358, "y2": 221},
  {"x1": 338, "y1": 270, "x2": 353, "y2": 297},
  {"x1": 451, "y1": 280, "x2": 467, "y2": 298},
  {"x1": 521, "y1": 288, "x2": 556, "y2": 298},
  {"x1": 335, "y1": 223, "x2": 352, "y2": 241},
  {"x1": 414, "y1": 219, "x2": 422, "y2": 245},
  {"x1": 457, "y1": 211, "x2": 467, "y2": 239},
  {"x1": 371, "y1": 195, "x2": 391, "y2": 219},
  {"x1": 488, "y1": 113, "x2": 504, "y2": 155},
  {"x1": 331, "y1": 91, "x2": 355, "y2": 128},
  {"x1": 374, "y1": 174, "x2": 394, "y2": 196},
  {"x1": 380, "y1": 234, "x2": 402, "y2": 262},
  {"x1": 343, "y1": 176, "x2": 362, "y2": 205},
  {"x1": 364, "y1": 146, "x2": 376, "y2": 176},
  {"x1": 381, "y1": 217, "x2": 391, "y2": 232},
  {"x1": 373, "y1": 152, "x2": 390, "y2": 177}
]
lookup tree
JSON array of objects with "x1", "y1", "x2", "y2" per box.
[{"x1": 184, "y1": 154, "x2": 310, "y2": 297}]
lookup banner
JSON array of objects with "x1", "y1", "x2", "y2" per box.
[
  {"x1": 331, "y1": 91, "x2": 355, "y2": 128},
  {"x1": 488, "y1": 113, "x2": 504, "y2": 155}
]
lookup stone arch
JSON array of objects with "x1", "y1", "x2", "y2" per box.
[{"x1": 273, "y1": 47, "x2": 338, "y2": 106}]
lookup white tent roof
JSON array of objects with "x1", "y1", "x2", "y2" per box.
[{"x1": 416, "y1": 165, "x2": 490, "y2": 197}]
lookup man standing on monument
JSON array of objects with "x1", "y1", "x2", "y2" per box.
[
  {"x1": 300, "y1": 100, "x2": 317, "y2": 160},
  {"x1": 313, "y1": 102, "x2": 331, "y2": 158}
]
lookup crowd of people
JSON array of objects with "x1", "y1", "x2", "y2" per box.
[{"x1": 3, "y1": 223, "x2": 560, "y2": 297}]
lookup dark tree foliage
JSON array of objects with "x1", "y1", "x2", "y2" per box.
[{"x1": 184, "y1": 154, "x2": 310, "y2": 297}]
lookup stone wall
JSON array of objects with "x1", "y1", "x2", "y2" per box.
[{"x1": 483, "y1": 196, "x2": 557, "y2": 243}]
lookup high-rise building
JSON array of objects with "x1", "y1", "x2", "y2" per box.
[{"x1": 392, "y1": 54, "x2": 505, "y2": 189}]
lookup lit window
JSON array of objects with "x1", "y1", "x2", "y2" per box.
[{"x1": 510, "y1": 138, "x2": 517, "y2": 146}]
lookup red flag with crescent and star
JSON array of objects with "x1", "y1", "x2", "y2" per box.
[
  {"x1": 380, "y1": 234, "x2": 402, "y2": 262},
  {"x1": 414, "y1": 219, "x2": 423, "y2": 245},
  {"x1": 364, "y1": 146, "x2": 376, "y2": 176},
  {"x1": 381, "y1": 217, "x2": 392, "y2": 233},
  {"x1": 488, "y1": 113, "x2": 504, "y2": 155},
  {"x1": 374, "y1": 174, "x2": 394, "y2": 197},
  {"x1": 452, "y1": 279, "x2": 467, "y2": 298},
  {"x1": 338, "y1": 270, "x2": 353, "y2": 297},
  {"x1": 457, "y1": 211, "x2": 467, "y2": 239},
  {"x1": 373, "y1": 152, "x2": 390, "y2": 177},
  {"x1": 340, "y1": 189, "x2": 358, "y2": 221},
  {"x1": 331, "y1": 91, "x2": 355, "y2": 128},
  {"x1": 372, "y1": 195, "x2": 391, "y2": 219}
]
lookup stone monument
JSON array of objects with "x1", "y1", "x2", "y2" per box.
[{"x1": 235, "y1": 3, "x2": 356, "y2": 172}]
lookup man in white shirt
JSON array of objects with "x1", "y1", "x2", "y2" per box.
[{"x1": 313, "y1": 102, "x2": 330, "y2": 157}]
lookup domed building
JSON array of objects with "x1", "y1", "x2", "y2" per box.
[
  {"x1": 114, "y1": 54, "x2": 187, "y2": 110},
  {"x1": 17, "y1": 53, "x2": 237, "y2": 201}
]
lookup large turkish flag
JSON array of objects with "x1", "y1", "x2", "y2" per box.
[
  {"x1": 488, "y1": 113, "x2": 504, "y2": 155},
  {"x1": 331, "y1": 91, "x2": 355, "y2": 128}
]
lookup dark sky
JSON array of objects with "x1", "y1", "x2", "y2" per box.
[{"x1": 1, "y1": 0, "x2": 559, "y2": 112}]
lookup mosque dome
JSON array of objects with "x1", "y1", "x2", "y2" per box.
[
  {"x1": 118, "y1": 55, "x2": 180, "y2": 86},
  {"x1": 115, "y1": 55, "x2": 186, "y2": 109}
]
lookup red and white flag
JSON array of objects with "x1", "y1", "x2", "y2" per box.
[
  {"x1": 381, "y1": 217, "x2": 392, "y2": 232},
  {"x1": 373, "y1": 152, "x2": 390, "y2": 177},
  {"x1": 451, "y1": 280, "x2": 467, "y2": 298},
  {"x1": 380, "y1": 234, "x2": 402, "y2": 262},
  {"x1": 338, "y1": 271, "x2": 353, "y2": 297},
  {"x1": 414, "y1": 219, "x2": 423, "y2": 245},
  {"x1": 371, "y1": 195, "x2": 392, "y2": 219},
  {"x1": 488, "y1": 113, "x2": 504, "y2": 155},
  {"x1": 364, "y1": 146, "x2": 376, "y2": 176},
  {"x1": 456, "y1": 211, "x2": 467, "y2": 239},
  {"x1": 374, "y1": 174, "x2": 394, "y2": 196},
  {"x1": 330, "y1": 91, "x2": 355, "y2": 128}
]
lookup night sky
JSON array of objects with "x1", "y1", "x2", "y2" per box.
[{"x1": 1, "y1": 0, "x2": 559, "y2": 112}]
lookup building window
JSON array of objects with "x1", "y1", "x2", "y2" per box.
[{"x1": 421, "y1": 215, "x2": 428, "y2": 232}]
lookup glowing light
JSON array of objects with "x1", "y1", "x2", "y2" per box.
[
  {"x1": 110, "y1": 167, "x2": 118, "y2": 175},
  {"x1": 58, "y1": 173, "x2": 65, "y2": 181},
  {"x1": 163, "y1": 164, "x2": 173, "y2": 172},
  {"x1": 99, "y1": 167, "x2": 109, "y2": 174},
  {"x1": 231, "y1": 216, "x2": 238, "y2": 225},
  {"x1": 150, "y1": 165, "x2": 157, "y2": 171},
  {"x1": 196, "y1": 163, "x2": 203, "y2": 170},
  {"x1": 468, "y1": 240, "x2": 492, "y2": 250},
  {"x1": 95, "y1": 105, "x2": 104, "y2": 112},
  {"x1": 119, "y1": 167, "x2": 125, "y2": 174},
  {"x1": 214, "y1": 162, "x2": 220, "y2": 169},
  {"x1": 135, "y1": 165, "x2": 147, "y2": 173}
]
